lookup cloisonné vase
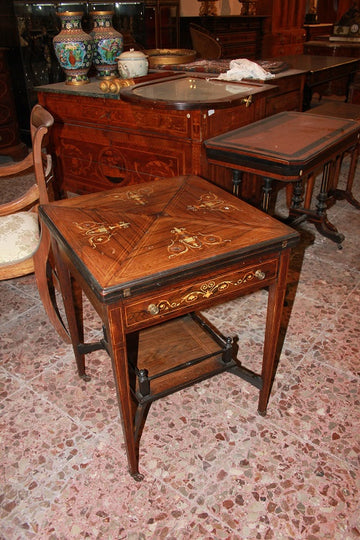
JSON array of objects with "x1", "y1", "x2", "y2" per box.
[
  {"x1": 90, "y1": 11, "x2": 123, "y2": 79},
  {"x1": 53, "y1": 12, "x2": 93, "y2": 85}
]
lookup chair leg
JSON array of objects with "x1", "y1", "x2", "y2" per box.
[{"x1": 34, "y1": 223, "x2": 71, "y2": 343}]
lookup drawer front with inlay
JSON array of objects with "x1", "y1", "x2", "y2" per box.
[{"x1": 124, "y1": 257, "x2": 278, "y2": 330}]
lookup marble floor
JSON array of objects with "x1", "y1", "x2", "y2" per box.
[{"x1": 0, "y1": 162, "x2": 359, "y2": 539}]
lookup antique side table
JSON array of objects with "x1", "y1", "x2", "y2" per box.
[
  {"x1": 39, "y1": 175, "x2": 299, "y2": 480},
  {"x1": 205, "y1": 111, "x2": 360, "y2": 247}
]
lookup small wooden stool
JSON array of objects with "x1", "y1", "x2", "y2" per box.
[{"x1": 306, "y1": 101, "x2": 360, "y2": 210}]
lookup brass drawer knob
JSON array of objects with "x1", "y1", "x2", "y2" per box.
[
  {"x1": 147, "y1": 303, "x2": 160, "y2": 315},
  {"x1": 255, "y1": 269, "x2": 266, "y2": 280}
]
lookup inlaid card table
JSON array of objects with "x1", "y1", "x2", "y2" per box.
[
  {"x1": 205, "y1": 111, "x2": 360, "y2": 247},
  {"x1": 39, "y1": 175, "x2": 299, "y2": 480}
]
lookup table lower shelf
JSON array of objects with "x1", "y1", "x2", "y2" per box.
[{"x1": 129, "y1": 312, "x2": 262, "y2": 405}]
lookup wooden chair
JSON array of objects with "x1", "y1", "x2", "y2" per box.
[
  {"x1": 0, "y1": 104, "x2": 70, "y2": 342},
  {"x1": 189, "y1": 23, "x2": 223, "y2": 60}
]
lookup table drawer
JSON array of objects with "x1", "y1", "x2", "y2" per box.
[{"x1": 124, "y1": 257, "x2": 278, "y2": 329}]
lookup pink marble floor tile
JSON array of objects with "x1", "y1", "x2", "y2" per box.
[
  {"x1": 141, "y1": 400, "x2": 359, "y2": 539},
  {"x1": 311, "y1": 292, "x2": 360, "y2": 377},
  {"x1": 203, "y1": 289, "x2": 268, "y2": 337},
  {"x1": 2, "y1": 443, "x2": 235, "y2": 540},
  {"x1": 281, "y1": 292, "x2": 337, "y2": 353},
  {"x1": 1, "y1": 308, "x2": 72, "y2": 380},
  {"x1": 0, "y1": 282, "x2": 39, "y2": 327},
  {"x1": 0, "y1": 367, "x2": 23, "y2": 402},
  {"x1": 0, "y1": 387, "x2": 97, "y2": 521},
  {"x1": 269, "y1": 354, "x2": 360, "y2": 469},
  {"x1": 294, "y1": 253, "x2": 360, "y2": 309},
  {"x1": 28, "y1": 348, "x2": 120, "y2": 433},
  {"x1": 3, "y1": 273, "x2": 40, "y2": 299}
]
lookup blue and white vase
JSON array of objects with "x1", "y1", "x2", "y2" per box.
[
  {"x1": 91, "y1": 11, "x2": 123, "y2": 79},
  {"x1": 53, "y1": 12, "x2": 93, "y2": 85}
]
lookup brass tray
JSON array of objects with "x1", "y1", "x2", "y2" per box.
[{"x1": 146, "y1": 49, "x2": 197, "y2": 68}]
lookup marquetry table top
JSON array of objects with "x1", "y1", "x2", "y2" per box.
[{"x1": 39, "y1": 175, "x2": 298, "y2": 300}]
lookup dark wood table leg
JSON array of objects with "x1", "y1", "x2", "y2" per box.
[
  {"x1": 302, "y1": 84, "x2": 312, "y2": 111},
  {"x1": 105, "y1": 305, "x2": 144, "y2": 481},
  {"x1": 286, "y1": 164, "x2": 345, "y2": 246},
  {"x1": 314, "y1": 161, "x2": 345, "y2": 246},
  {"x1": 51, "y1": 240, "x2": 89, "y2": 380},
  {"x1": 261, "y1": 177, "x2": 273, "y2": 212},
  {"x1": 330, "y1": 143, "x2": 360, "y2": 209},
  {"x1": 232, "y1": 170, "x2": 242, "y2": 197},
  {"x1": 258, "y1": 248, "x2": 290, "y2": 415}
]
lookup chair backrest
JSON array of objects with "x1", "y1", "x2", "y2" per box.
[
  {"x1": 30, "y1": 104, "x2": 55, "y2": 205},
  {"x1": 189, "y1": 24, "x2": 223, "y2": 60}
]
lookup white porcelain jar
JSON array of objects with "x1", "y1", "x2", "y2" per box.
[{"x1": 116, "y1": 49, "x2": 148, "y2": 79}]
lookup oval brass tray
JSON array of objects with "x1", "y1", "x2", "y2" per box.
[{"x1": 146, "y1": 49, "x2": 197, "y2": 68}]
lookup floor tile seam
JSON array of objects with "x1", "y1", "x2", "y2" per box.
[
  {"x1": 296, "y1": 273, "x2": 360, "y2": 299},
  {"x1": 241, "y1": 412, "x2": 360, "y2": 473},
  {"x1": 308, "y1": 355, "x2": 360, "y2": 383},
  {"x1": 0, "y1": 366, "x2": 33, "y2": 404},
  {"x1": 296, "y1": 273, "x2": 360, "y2": 314},
  {"x1": 297, "y1": 337, "x2": 360, "y2": 382},
  {"x1": 0, "y1": 349, "x2": 76, "y2": 402},
  {"x1": 1, "y1": 382, "x2": 100, "y2": 443},
  {"x1": 0, "y1": 302, "x2": 47, "y2": 331},
  {"x1": 6, "y1": 281, "x2": 42, "y2": 303}
]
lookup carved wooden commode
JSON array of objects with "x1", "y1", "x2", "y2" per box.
[{"x1": 40, "y1": 175, "x2": 298, "y2": 480}]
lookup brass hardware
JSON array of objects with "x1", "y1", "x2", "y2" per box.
[
  {"x1": 255, "y1": 269, "x2": 265, "y2": 280},
  {"x1": 147, "y1": 303, "x2": 160, "y2": 315},
  {"x1": 99, "y1": 78, "x2": 135, "y2": 94},
  {"x1": 99, "y1": 80, "x2": 110, "y2": 93},
  {"x1": 242, "y1": 95, "x2": 252, "y2": 107}
]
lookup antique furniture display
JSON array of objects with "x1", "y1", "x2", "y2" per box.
[
  {"x1": 39, "y1": 174, "x2": 299, "y2": 479},
  {"x1": 303, "y1": 23, "x2": 334, "y2": 41},
  {"x1": 144, "y1": 0, "x2": 179, "y2": 49},
  {"x1": 0, "y1": 104, "x2": 69, "y2": 342},
  {"x1": 303, "y1": 41, "x2": 360, "y2": 96},
  {"x1": 256, "y1": 0, "x2": 307, "y2": 56},
  {"x1": 205, "y1": 111, "x2": 360, "y2": 247},
  {"x1": 0, "y1": 48, "x2": 27, "y2": 160},
  {"x1": 180, "y1": 16, "x2": 266, "y2": 59},
  {"x1": 274, "y1": 54, "x2": 360, "y2": 109},
  {"x1": 36, "y1": 72, "x2": 276, "y2": 196}
]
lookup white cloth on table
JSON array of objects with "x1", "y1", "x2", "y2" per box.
[{"x1": 217, "y1": 58, "x2": 275, "y2": 81}]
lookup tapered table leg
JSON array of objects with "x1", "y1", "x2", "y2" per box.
[
  {"x1": 258, "y1": 249, "x2": 290, "y2": 415},
  {"x1": 51, "y1": 240, "x2": 88, "y2": 380},
  {"x1": 105, "y1": 305, "x2": 144, "y2": 481}
]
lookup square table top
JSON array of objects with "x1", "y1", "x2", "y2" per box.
[
  {"x1": 205, "y1": 111, "x2": 360, "y2": 178},
  {"x1": 39, "y1": 175, "x2": 298, "y2": 300}
]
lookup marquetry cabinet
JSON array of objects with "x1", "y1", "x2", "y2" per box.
[{"x1": 36, "y1": 74, "x2": 275, "y2": 196}]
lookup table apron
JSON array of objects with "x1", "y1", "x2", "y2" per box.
[{"x1": 123, "y1": 255, "x2": 279, "y2": 331}]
